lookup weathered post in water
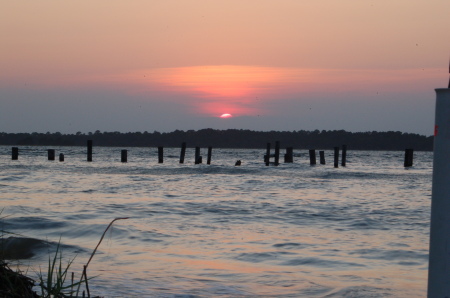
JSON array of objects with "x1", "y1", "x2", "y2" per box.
[
  {"x1": 427, "y1": 88, "x2": 450, "y2": 297},
  {"x1": 274, "y1": 141, "x2": 280, "y2": 166},
  {"x1": 284, "y1": 147, "x2": 293, "y2": 163},
  {"x1": 309, "y1": 149, "x2": 316, "y2": 165},
  {"x1": 180, "y1": 142, "x2": 186, "y2": 164},
  {"x1": 12, "y1": 147, "x2": 18, "y2": 160},
  {"x1": 319, "y1": 151, "x2": 325, "y2": 165},
  {"x1": 334, "y1": 147, "x2": 339, "y2": 168},
  {"x1": 341, "y1": 145, "x2": 347, "y2": 167},
  {"x1": 48, "y1": 149, "x2": 55, "y2": 161},
  {"x1": 195, "y1": 147, "x2": 202, "y2": 164},
  {"x1": 59, "y1": 153, "x2": 64, "y2": 162},
  {"x1": 404, "y1": 149, "x2": 413, "y2": 167},
  {"x1": 121, "y1": 150, "x2": 127, "y2": 163},
  {"x1": 87, "y1": 140, "x2": 93, "y2": 162},
  {"x1": 158, "y1": 147, "x2": 164, "y2": 163},
  {"x1": 265, "y1": 143, "x2": 271, "y2": 166},
  {"x1": 207, "y1": 146, "x2": 212, "y2": 165}
]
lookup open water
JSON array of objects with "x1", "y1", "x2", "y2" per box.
[{"x1": 0, "y1": 146, "x2": 432, "y2": 297}]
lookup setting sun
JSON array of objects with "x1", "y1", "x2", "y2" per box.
[{"x1": 220, "y1": 113, "x2": 233, "y2": 118}]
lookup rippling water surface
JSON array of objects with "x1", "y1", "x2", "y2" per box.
[{"x1": 0, "y1": 146, "x2": 432, "y2": 297}]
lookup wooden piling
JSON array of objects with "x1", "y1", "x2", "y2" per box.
[
  {"x1": 319, "y1": 151, "x2": 325, "y2": 164},
  {"x1": 195, "y1": 147, "x2": 202, "y2": 164},
  {"x1": 121, "y1": 150, "x2": 127, "y2": 163},
  {"x1": 284, "y1": 147, "x2": 293, "y2": 163},
  {"x1": 12, "y1": 147, "x2": 19, "y2": 160},
  {"x1": 341, "y1": 145, "x2": 347, "y2": 167},
  {"x1": 207, "y1": 146, "x2": 212, "y2": 165},
  {"x1": 87, "y1": 140, "x2": 93, "y2": 162},
  {"x1": 179, "y1": 142, "x2": 186, "y2": 164},
  {"x1": 235, "y1": 160, "x2": 241, "y2": 166},
  {"x1": 309, "y1": 149, "x2": 316, "y2": 165},
  {"x1": 404, "y1": 148, "x2": 414, "y2": 167},
  {"x1": 274, "y1": 141, "x2": 280, "y2": 166},
  {"x1": 158, "y1": 147, "x2": 163, "y2": 163},
  {"x1": 48, "y1": 149, "x2": 55, "y2": 161},
  {"x1": 59, "y1": 153, "x2": 64, "y2": 162},
  {"x1": 334, "y1": 147, "x2": 339, "y2": 168},
  {"x1": 265, "y1": 143, "x2": 271, "y2": 166}
]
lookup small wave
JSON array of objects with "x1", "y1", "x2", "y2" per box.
[
  {"x1": 0, "y1": 236, "x2": 84, "y2": 260},
  {"x1": 273, "y1": 242, "x2": 303, "y2": 248},
  {"x1": 0, "y1": 236, "x2": 47, "y2": 259},
  {"x1": 281, "y1": 257, "x2": 365, "y2": 268},
  {"x1": 397, "y1": 261, "x2": 422, "y2": 266},
  {"x1": 348, "y1": 218, "x2": 389, "y2": 230},
  {"x1": 299, "y1": 282, "x2": 334, "y2": 296},
  {"x1": 235, "y1": 251, "x2": 294, "y2": 263},
  {"x1": 350, "y1": 248, "x2": 428, "y2": 262},
  {"x1": 0, "y1": 175, "x2": 26, "y2": 182},
  {"x1": 4, "y1": 216, "x2": 68, "y2": 230},
  {"x1": 324, "y1": 285, "x2": 393, "y2": 297},
  {"x1": 203, "y1": 206, "x2": 253, "y2": 215},
  {"x1": 314, "y1": 171, "x2": 398, "y2": 181}
]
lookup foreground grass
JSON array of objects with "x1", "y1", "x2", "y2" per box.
[
  {"x1": 1, "y1": 217, "x2": 128, "y2": 298},
  {"x1": 0, "y1": 260, "x2": 38, "y2": 297}
]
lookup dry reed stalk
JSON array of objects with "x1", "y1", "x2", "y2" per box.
[{"x1": 77, "y1": 217, "x2": 129, "y2": 297}]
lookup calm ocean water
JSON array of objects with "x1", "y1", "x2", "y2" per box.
[{"x1": 0, "y1": 146, "x2": 432, "y2": 297}]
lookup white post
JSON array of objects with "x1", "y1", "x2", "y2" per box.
[{"x1": 428, "y1": 88, "x2": 450, "y2": 297}]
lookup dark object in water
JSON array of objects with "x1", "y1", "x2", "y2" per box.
[
  {"x1": 404, "y1": 148, "x2": 414, "y2": 167},
  {"x1": 195, "y1": 147, "x2": 202, "y2": 164},
  {"x1": 235, "y1": 160, "x2": 241, "y2": 166},
  {"x1": 319, "y1": 150, "x2": 325, "y2": 164},
  {"x1": 48, "y1": 149, "x2": 55, "y2": 161},
  {"x1": 12, "y1": 147, "x2": 18, "y2": 160},
  {"x1": 87, "y1": 140, "x2": 93, "y2": 162},
  {"x1": 274, "y1": 141, "x2": 280, "y2": 166},
  {"x1": 179, "y1": 142, "x2": 186, "y2": 164},
  {"x1": 309, "y1": 149, "x2": 316, "y2": 165},
  {"x1": 158, "y1": 147, "x2": 163, "y2": 163},
  {"x1": 284, "y1": 147, "x2": 293, "y2": 163},
  {"x1": 207, "y1": 146, "x2": 212, "y2": 165},
  {"x1": 121, "y1": 149, "x2": 128, "y2": 163},
  {"x1": 334, "y1": 147, "x2": 340, "y2": 168}
]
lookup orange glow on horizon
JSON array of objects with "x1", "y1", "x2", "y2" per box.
[
  {"x1": 148, "y1": 65, "x2": 292, "y2": 98},
  {"x1": 71, "y1": 66, "x2": 444, "y2": 118},
  {"x1": 220, "y1": 113, "x2": 233, "y2": 118},
  {"x1": 136, "y1": 65, "x2": 302, "y2": 116}
]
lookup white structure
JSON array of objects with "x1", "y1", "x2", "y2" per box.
[{"x1": 428, "y1": 88, "x2": 450, "y2": 297}]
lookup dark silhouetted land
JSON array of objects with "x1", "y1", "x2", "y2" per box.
[{"x1": 0, "y1": 129, "x2": 433, "y2": 151}]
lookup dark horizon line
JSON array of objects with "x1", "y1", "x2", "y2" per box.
[
  {"x1": 0, "y1": 129, "x2": 434, "y2": 151},
  {"x1": 0, "y1": 128, "x2": 433, "y2": 137}
]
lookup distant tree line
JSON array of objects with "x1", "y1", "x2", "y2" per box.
[{"x1": 0, "y1": 129, "x2": 433, "y2": 151}]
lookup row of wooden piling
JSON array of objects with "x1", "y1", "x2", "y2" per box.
[
  {"x1": 264, "y1": 142, "x2": 348, "y2": 168},
  {"x1": 12, "y1": 148, "x2": 66, "y2": 162},
  {"x1": 46, "y1": 149, "x2": 65, "y2": 162},
  {"x1": 120, "y1": 144, "x2": 214, "y2": 165},
  {"x1": 9, "y1": 141, "x2": 415, "y2": 167},
  {"x1": 11, "y1": 142, "x2": 217, "y2": 165}
]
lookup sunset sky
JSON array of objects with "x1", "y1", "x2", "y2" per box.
[{"x1": 1, "y1": 1, "x2": 449, "y2": 135}]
